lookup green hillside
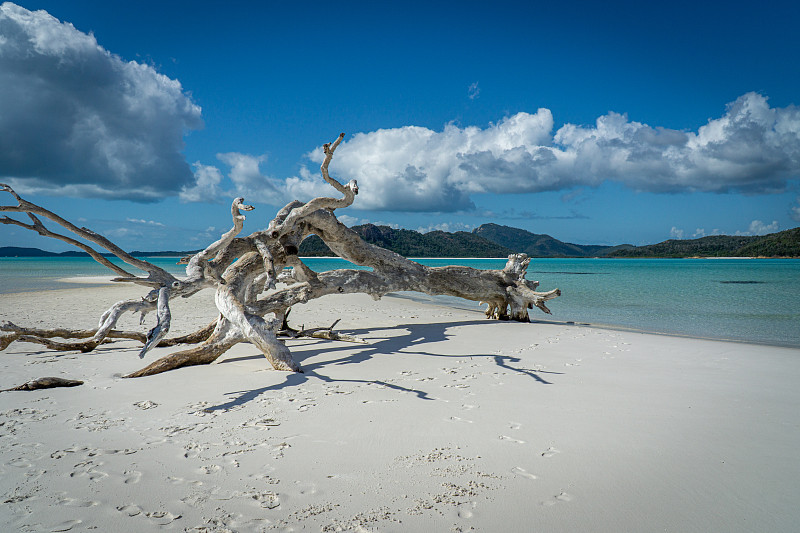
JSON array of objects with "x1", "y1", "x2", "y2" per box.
[
  {"x1": 472, "y1": 223, "x2": 627, "y2": 257},
  {"x1": 298, "y1": 224, "x2": 513, "y2": 257},
  {"x1": 608, "y1": 227, "x2": 800, "y2": 257}
]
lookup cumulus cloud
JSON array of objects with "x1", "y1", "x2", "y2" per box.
[
  {"x1": 0, "y1": 3, "x2": 202, "y2": 201},
  {"x1": 791, "y1": 197, "x2": 800, "y2": 223},
  {"x1": 180, "y1": 163, "x2": 225, "y2": 203},
  {"x1": 417, "y1": 222, "x2": 475, "y2": 233},
  {"x1": 737, "y1": 220, "x2": 779, "y2": 236},
  {"x1": 672, "y1": 220, "x2": 779, "y2": 240},
  {"x1": 274, "y1": 92, "x2": 799, "y2": 213},
  {"x1": 298, "y1": 110, "x2": 556, "y2": 212},
  {"x1": 180, "y1": 153, "x2": 288, "y2": 204},
  {"x1": 336, "y1": 215, "x2": 363, "y2": 227}
]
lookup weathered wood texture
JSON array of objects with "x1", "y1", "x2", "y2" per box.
[{"x1": 1, "y1": 134, "x2": 561, "y2": 376}]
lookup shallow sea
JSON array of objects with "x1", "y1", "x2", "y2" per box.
[{"x1": 1, "y1": 256, "x2": 798, "y2": 347}]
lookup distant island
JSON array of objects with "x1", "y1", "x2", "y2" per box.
[
  {"x1": 2, "y1": 224, "x2": 798, "y2": 259},
  {"x1": 0, "y1": 248, "x2": 198, "y2": 258}
]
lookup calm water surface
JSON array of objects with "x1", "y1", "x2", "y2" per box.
[{"x1": 1, "y1": 256, "x2": 798, "y2": 347}]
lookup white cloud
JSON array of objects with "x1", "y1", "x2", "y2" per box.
[
  {"x1": 674, "y1": 220, "x2": 780, "y2": 239},
  {"x1": 216, "y1": 153, "x2": 281, "y2": 201},
  {"x1": 336, "y1": 214, "x2": 363, "y2": 227},
  {"x1": 417, "y1": 222, "x2": 475, "y2": 233},
  {"x1": 126, "y1": 218, "x2": 165, "y2": 227},
  {"x1": 300, "y1": 110, "x2": 556, "y2": 212},
  {"x1": 180, "y1": 163, "x2": 225, "y2": 203},
  {"x1": 736, "y1": 220, "x2": 779, "y2": 236},
  {"x1": 468, "y1": 82, "x2": 480, "y2": 100},
  {"x1": 181, "y1": 153, "x2": 292, "y2": 205},
  {"x1": 285, "y1": 92, "x2": 800, "y2": 212},
  {"x1": 106, "y1": 227, "x2": 142, "y2": 239},
  {"x1": 791, "y1": 197, "x2": 800, "y2": 223},
  {"x1": 371, "y1": 220, "x2": 400, "y2": 229},
  {"x1": 335, "y1": 215, "x2": 399, "y2": 229},
  {"x1": 0, "y1": 3, "x2": 202, "y2": 201}
]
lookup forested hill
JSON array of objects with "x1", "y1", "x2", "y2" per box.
[
  {"x1": 0, "y1": 247, "x2": 197, "y2": 257},
  {"x1": 298, "y1": 224, "x2": 513, "y2": 257},
  {"x1": 4, "y1": 226, "x2": 799, "y2": 259},
  {"x1": 472, "y1": 223, "x2": 632, "y2": 257},
  {"x1": 606, "y1": 227, "x2": 800, "y2": 257}
]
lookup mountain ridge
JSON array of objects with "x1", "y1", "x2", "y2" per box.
[{"x1": 2, "y1": 225, "x2": 798, "y2": 258}]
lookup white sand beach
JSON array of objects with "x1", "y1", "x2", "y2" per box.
[{"x1": 1, "y1": 284, "x2": 799, "y2": 532}]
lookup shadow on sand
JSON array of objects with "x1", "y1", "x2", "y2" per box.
[{"x1": 205, "y1": 319, "x2": 565, "y2": 412}]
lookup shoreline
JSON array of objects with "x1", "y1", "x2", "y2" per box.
[
  {"x1": 6, "y1": 255, "x2": 798, "y2": 261},
  {"x1": 1, "y1": 285, "x2": 799, "y2": 531},
  {"x1": 2, "y1": 278, "x2": 799, "y2": 350}
]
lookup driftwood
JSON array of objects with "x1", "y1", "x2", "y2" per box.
[
  {"x1": 0, "y1": 133, "x2": 561, "y2": 377},
  {"x1": 1, "y1": 377, "x2": 84, "y2": 392}
]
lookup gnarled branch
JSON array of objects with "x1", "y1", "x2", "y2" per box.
[{"x1": 1, "y1": 133, "x2": 561, "y2": 378}]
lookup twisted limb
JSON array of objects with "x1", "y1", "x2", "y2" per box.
[{"x1": 1, "y1": 133, "x2": 561, "y2": 378}]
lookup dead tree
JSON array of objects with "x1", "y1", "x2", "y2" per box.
[{"x1": 1, "y1": 133, "x2": 561, "y2": 376}]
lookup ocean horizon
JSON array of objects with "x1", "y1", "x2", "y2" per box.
[{"x1": 1, "y1": 256, "x2": 798, "y2": 349}]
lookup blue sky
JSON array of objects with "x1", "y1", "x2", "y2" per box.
[{"x1": 1, "y1": 0, "x2": 799, "y2": 252}]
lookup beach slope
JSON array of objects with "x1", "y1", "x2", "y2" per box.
[{"x1": 1, "y1": 285, "x2": 799, "y2": 532}]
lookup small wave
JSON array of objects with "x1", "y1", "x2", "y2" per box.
[{"x1": 719, "y1": 280, "x2": 765, "y2": 284}]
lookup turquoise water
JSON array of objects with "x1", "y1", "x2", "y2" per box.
[{"x1": 1, "y1": 256, "x2": 798, "y2": 347}]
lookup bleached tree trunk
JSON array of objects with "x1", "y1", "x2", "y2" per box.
[{"x1": 1, "y1": 133, "x2": 561, "y2": 377}]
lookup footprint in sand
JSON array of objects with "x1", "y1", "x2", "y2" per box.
[
  {"x1": 511, "y1": 466, "x2": 537, "y2": 480},
  {"x1": 25, "y1": 469, "x2": 46, "y2": 482},
  {"x1": 117, "y1": 504, "x2": 143, "y2": 517},
  {"x1": 145, "y1": 510, "x2": 182, "y2": 525},
  {"x1": 123, "y1": 470, "x2": 142, "y2": 484},
  {"x1": 457, "y1": 502, "x2": 476, "y2": 518},
  {"x1": 167, "y1": 476, "x2": 203, "y2": 486},
  {"x1": 56, "y1": 494, "x2": 99, "y2": 507},
  {"x1": 541, "y1": 446, "x2": 560, "y2": 457},
  {"x1": 294, "y1": 481, "x2": 320, "y2": 496},
  {"x1": 248, "y1": 467, "x2": 279, "y2": 484},
  {"x1": 199, "y1": 464, "x2": 222, "y2": 474},
  {"x1": 542, "y1": 492, "x2": 573, "y2": 506},
  {"x1": 243, "y1": 417, "x2": 281, "y2": 429},
  {"x1": 70, "y1": 461, "x2": 108, "y2": 481},
  {"x1": 5, "y1": 457, "x2": 32, "y2": 468},
  {"x1": 53, "y1": 446, "x2": 137, "y2": 459},
  {"x1": 50, "y1": 519, "x2": 83, "y2": 531},
  {"x1": 250, "y1": 490, "x2": 281, "y2": 509},
  {"x1": 499, "y1": 435, "x2": 525, "y2": 444}
]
